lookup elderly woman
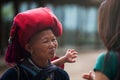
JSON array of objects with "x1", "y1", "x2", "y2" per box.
[{"x1": 0, "y1": 7, "x2": 78, "y2": 80}]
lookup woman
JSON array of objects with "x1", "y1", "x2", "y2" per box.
[
  {"x1": 83, "y1": 0, "x2": 120, "y2": 80},
  {"x1": 0, "y1": 7, "x2": 78, "y2": 80}
]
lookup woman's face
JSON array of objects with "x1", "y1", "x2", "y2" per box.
[{"x1": 26, "y1": 29, "x2": 58, "y2": 61}]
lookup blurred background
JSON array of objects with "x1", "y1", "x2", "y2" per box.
[{"x1": 0, "y1": 0, "x2": 105, "y2": 80}]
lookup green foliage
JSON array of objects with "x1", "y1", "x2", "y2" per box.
[{"x1": 2, "y1": 2, "x2": 14, "y2": 21}]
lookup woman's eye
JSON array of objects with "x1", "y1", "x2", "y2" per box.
[
  {"x1": 42, "y1": 40, "x2": 48, "y2": 43},
  {"x1": 52, "y1": 38, "x2": 57, "y2": 42}
]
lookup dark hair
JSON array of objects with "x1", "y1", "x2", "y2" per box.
[
  {"x1": 98, "y1": 0, "x2": 120, "y2": 51},
  {"x1": 98, "y1": 0, "x2": 120, "y2": 79}
]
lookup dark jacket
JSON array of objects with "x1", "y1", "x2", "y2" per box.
[{"x1": 0, "y1": 64, "x2": 69, "y2": 80}]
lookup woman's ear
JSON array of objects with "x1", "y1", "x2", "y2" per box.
[{"x1": 25, "y1": 44, "x2": 32, "y2": 53}]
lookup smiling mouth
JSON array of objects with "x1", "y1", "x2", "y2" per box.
[{"x1": 49, "y1": 49, "x2": 56, "y2": 55}]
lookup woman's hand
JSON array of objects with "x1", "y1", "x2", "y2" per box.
[
  {"x1": 51, "y1": 49, "x2": 78, "y2": 68},
  {"x1": 82, "y1": 71, "x2": 109, "y2": 80},
  {"x1": 82, "y1": 71, "x2": 95, "y2": 80},
  {"x1": 63, "y1": 49, "x2": 78, "y2": 63}
]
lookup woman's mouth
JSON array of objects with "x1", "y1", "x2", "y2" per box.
[{"x1": 49, "y1": 49, "x2": 56, "y2": 55}]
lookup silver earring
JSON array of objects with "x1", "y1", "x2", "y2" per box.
[{"x1": 30, "y1": 50, "x2": 33, "y2": 55}]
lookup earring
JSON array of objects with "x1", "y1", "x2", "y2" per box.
[{"x1": 30, "y1": 50, "x2": 33, "y2": 55}]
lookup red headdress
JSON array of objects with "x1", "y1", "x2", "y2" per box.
[{"x1": 5, "y1": 7, "x2": 62, "y2": 64}]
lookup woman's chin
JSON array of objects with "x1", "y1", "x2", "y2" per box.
[{"x1": 49, "y1": 55, "x2": 54, "y2": 60}]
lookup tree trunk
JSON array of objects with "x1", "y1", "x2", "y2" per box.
[
  {"x1": 13, "y1": 1, "x2": 20, "y2": 15},
  {"x1": 0, "y1": 1, "x2": 4, "y2": 55},
  {"x1": 36, "y1": 0, "x2": 47, "y2": 7}
]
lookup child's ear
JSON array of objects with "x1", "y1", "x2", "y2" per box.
[{"x1": 25, "y1": 44, "x2": 32, "y2": 52}]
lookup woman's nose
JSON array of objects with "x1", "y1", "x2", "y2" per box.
[{"x1": 49, "y1": 41, "x2": 56, "y2": 48}]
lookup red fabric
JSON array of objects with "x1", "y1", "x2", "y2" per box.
[
  {"x1": 13, "y1": 7, "x2": 62, "y2": 48},
  {"x1": 5, "y1": 7, "x2": 62, "y2": 64}
]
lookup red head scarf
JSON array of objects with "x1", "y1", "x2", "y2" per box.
[{"x1": 5, "y1": 7, "x2": 62, "y2": 64}]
